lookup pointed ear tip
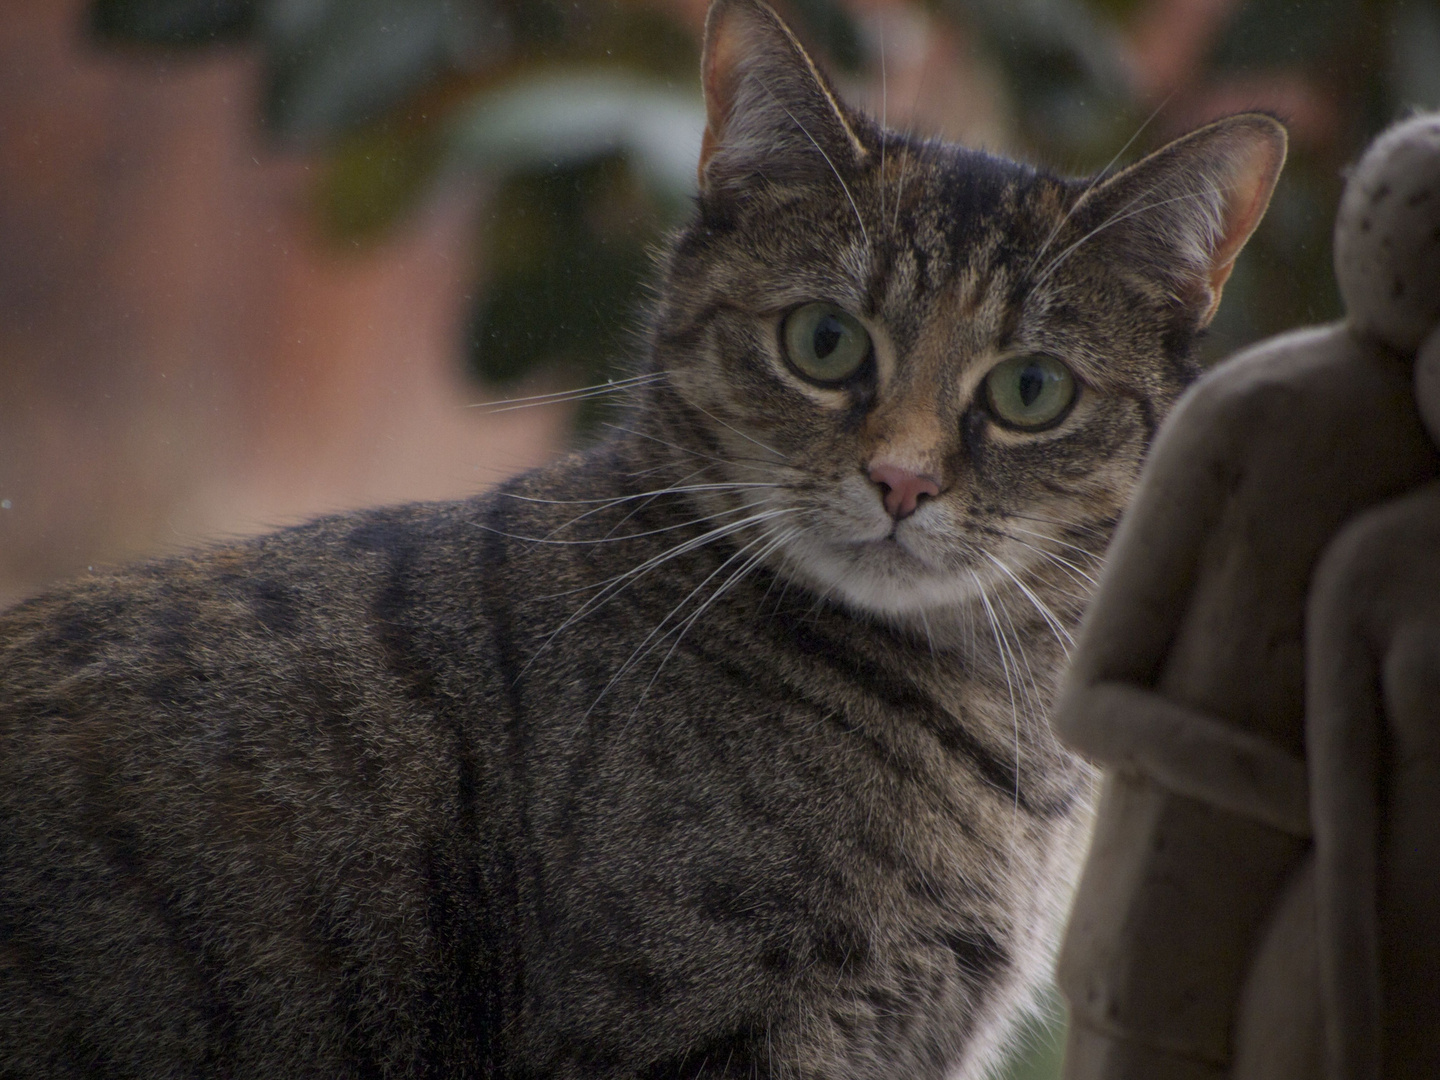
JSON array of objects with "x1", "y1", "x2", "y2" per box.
[
  {"x1": 1220, "y1": 113, "x2": 1289, "y2": 174},
  {"x1": 702, "y1": 0, "x2": 786, "y2": 92},
  {"x1": 704, "y1": 0, "x2": 779, "y2": 44},
  {"x1": 702, "y1": 0, "x2": 759, "y2": 117}
]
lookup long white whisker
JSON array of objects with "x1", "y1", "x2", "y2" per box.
[
  {"x1": 1001, "y1": 537, "x2": 1095, "y2": 598},
  {"x1": 465, "y1": 372, "x2": 664, "y2": 411},
  {"x1": 971, "y1": 570, "x2": 1022, "y2": 814},
  {"x1": 755, "y1": 77, "x2": 871, "y2": 256},
  {"x1": 601, "y1": 423, "x2": 792, "y2": 477},
  {"x1": 529, "y1": 499, "x2": 777, "y2": 602},
  {"x1": 474, "y1": 504, "x2": 755, "y2": 547},
  {"x1": 585, "y1": 519, "x2": 798, "y2": 719},
  {"x1": 535, "y1": 504, "x2": 792, "y2": 601},
  {"x1": 1002, "y1": 524, "x2": 1104, "y2": 571},
  {"x1": 987, "y1": 579, "x2": 1044, "y2": 725},
  {"x1": 1032, "y1": 187, "x2": 1215, "y2": 294},
  {"x1": 681, "y1": 399, "x2": 790, "y2": 462},
  {"x1": 891, "y1": 141, "x2": 914, "y2": 236},
  {"x1": 524, "y1": 465, "x2": 716, "y2": 544},
  {"x1": 500, "y1": 482, "x2": 786, "y2": 508},
  {"x1": 989, "y1": 587, "x2": 1056, "y2": 757},
  {"x1": 981, "y1": 550, "x2": 1074, "y2": 653},
  {"x1": 521, "y1": 507, "x2": 801, "y2": 674},
  {"x1": 593, "y1": 463, "x2": 717, "y2": 538},
  {"x1": 599, "y1": 465, "x2": 717, "y2": 540},
  {"x1": 917, "y1": 606, "x2": 936, "y2": 659},
  {"x1": 1004, "y1": 510, "x2": 1113, "y2": 541},
  {"x1": 497, "y1": 477, "x2": 783, "y2": 552},
  {"x1": 662, "y1": 524, "x2": 799, "y2": 661},
  {"x1": 1025, "y1": 92, "x2": 1176, "y2": 276},
  {"x1": 890, "y1": 29, "x2": 934, "y2": 235},
  {"x1": 621, "y1": 524, "x2": 804, "y2": 721},
  {"x1": 878, "y1": 14, "x2": 887, "y2": 228}
]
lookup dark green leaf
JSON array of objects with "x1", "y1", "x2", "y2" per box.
[
  {"x1": 955, "y1": 0, "x2": 1127, "y2": 92},
  {"x1": 448, "y1": 70, "x2": 704, "y2": 202},
  {"x1": 1389, "y1": 0, "x2": 1440, "y2": 111},
  {"x1": 466, "y1": 158, "x2": 662, "y2": 425},
  {"x1": 1208, "y1": 0, "x2": 1354, "y2": 70},
  {"x1": 948, "y1": 0, "x2": 1129, "y2": 154},
  {"x1": 317, "y1": 122, "x2": 444, "y2": 240},
  {"x1": 261, "y1": 0, "x2": 497, "y2": 141},
  {"x1": 90, "y1": 0, "x2": 258, "y2": 45}
]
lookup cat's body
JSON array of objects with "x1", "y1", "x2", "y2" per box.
[
  {"x1": 0, "y1": 437, "x2": 1085, "y2": 1079},
  {"x1": 0, "y1": 2, "x2": 1285, "y2": 1076}
]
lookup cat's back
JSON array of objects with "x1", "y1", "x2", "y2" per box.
[
  {"x1": 0, "y1": 475, "x2": 508, "y2": 803},
  {"x1": 0, "y1": 439, "x2": 645, "y2": 729},
  {"x1": 0, "y1": 445, "x2": 649, "y2": 1077}
]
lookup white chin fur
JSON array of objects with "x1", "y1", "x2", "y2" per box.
[
  {"x1": 773, "y1": 525, "x2": 988, "y2": 623},
  {"x1": 745, "y1": 474, "x2": 1017, "y2": 630}
]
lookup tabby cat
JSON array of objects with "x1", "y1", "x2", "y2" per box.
[{"x1": 0, "y1": 2, "x2": 1284, "y2": 1076}]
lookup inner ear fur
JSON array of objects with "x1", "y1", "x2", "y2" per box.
[
  {"x1": 698, "y1": 0, "x2": 868, "y2": 195},
  {"x1": 1077, "y1": 114, "x2": 1288, "y2": 327}
]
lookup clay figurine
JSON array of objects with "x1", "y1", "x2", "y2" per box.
[{"x1": 1053, "y1": 111, "x2": 1440, "y2": 1080}]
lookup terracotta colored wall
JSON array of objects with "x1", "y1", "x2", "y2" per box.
[{"x1": 0, "y1": 0, "x2": 566, "y2": 606}]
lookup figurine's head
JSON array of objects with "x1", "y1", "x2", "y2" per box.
[{"x1": 1334, "y1": 112, "x2": 1440, "y2": 354}]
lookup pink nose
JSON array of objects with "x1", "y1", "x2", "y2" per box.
[{"x1": 868, "y1": 462, "x2": 941, "y2": 521}]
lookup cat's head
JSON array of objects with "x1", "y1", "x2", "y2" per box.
[{"x1": 647, "y1": 0, "x2": 1284, "y2": 631}]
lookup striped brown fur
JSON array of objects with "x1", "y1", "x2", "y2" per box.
[{"x1": 0, "y1": 2, "x2": 1285, "y2": 1076}]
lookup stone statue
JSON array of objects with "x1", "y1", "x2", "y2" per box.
[{"x1": 1053, "y1": 112, "x2": 1440, "y2": 1080}]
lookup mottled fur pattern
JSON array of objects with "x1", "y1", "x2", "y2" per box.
[{"x1": 0, "y1": 2, "x2": 1284, "y2": 1077}]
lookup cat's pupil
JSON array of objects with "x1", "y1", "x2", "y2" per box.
[
  {"x1": 813, "y1": 316, "x2": 843, "y2": 359},
  {"x1": 1018, "y1": 365, "x2": 1045, "y2": 407}
]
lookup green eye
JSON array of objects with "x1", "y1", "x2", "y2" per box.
[
  {"x1": 984, "y1": 354, "x2": 1077, "y2": 430},
  {"x1": 782, "y1": 302, "x2": 871, "y2": 384}
]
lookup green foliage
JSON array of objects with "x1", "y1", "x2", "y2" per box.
[
  {"x1": 446, "y1": 69, "x2": 704, "y2": 205},
  {"x1": 1186, "y1": 0, "x2": 1438, "y2": 360},
  {"x1": 786, "y1": 0, "x2": 866, "y2": 71},
  {"x1": 89, "y1": 0, "x2": 716, "y2": 407},
  {"x1": 466, "y1": 154, "x2": 665, "y2": 421},
  {"x1": 87, "y1": 0, "x2": 1440, "y2": 416},
  {"x1": 319, "y1": 120, "x2": 446, "y2": 240},
  {"x1": 91, "y1": 0, "x2": 257, "y2": 45},
  {"x1": 950, "y1": 0, "x2": 1131, "y2": 154},
  {"x1": 259, "y1": 0, "x2": 490, "y2": 140}
]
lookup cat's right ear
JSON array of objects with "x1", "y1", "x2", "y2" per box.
[{"x1": 698, "y1": 0, "x2": 867, "y2": 196}]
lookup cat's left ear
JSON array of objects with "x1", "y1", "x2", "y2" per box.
[
  {"x1": 697, "y1": 0, "x2": 868, "y2": 196},
  {"x1": 1079, "y1": 114, "x2": 1287, "y2": 327}
]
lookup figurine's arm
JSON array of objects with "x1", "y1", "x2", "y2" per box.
[
  {"x1": 1055, "y1": 368, "x2": 1310, "y2": 836},
  {"x1": 1063, "y1": 682, "x2": 1310, "y2": 836}
]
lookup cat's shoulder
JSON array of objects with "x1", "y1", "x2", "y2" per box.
[{"x1": 0, "y1": 441, "x2": 629, "y2": 690}]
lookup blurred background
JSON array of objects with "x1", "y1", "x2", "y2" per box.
[{"x1": 0, "y1": 0, "x2": 1436, "y2": 1073}]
